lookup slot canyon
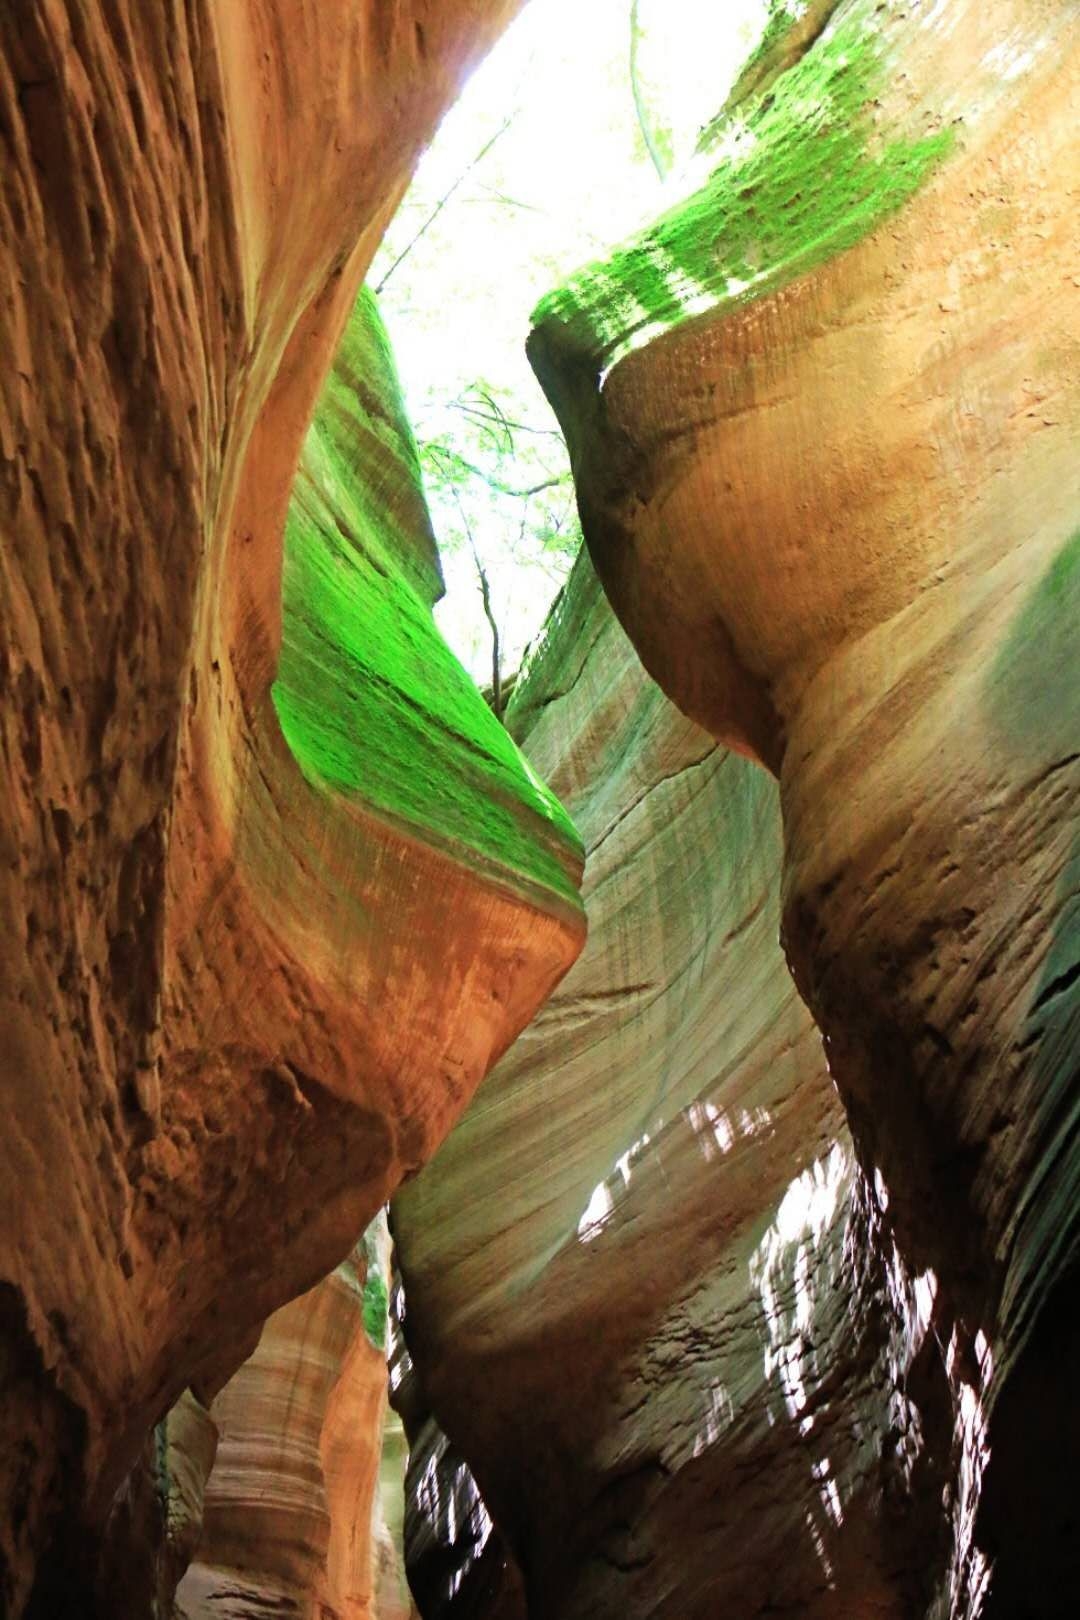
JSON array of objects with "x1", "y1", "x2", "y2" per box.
[{"x1": 0, "y1": 2, "x2": 1076, "y2": 1618}]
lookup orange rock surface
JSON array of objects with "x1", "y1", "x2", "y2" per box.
[
  {"x1": 0, "y1": 4, "x2": 586, "y2": 1614},
  {"x1": 521, "y1": 2, "x2": 1080, "y2": 1610},
  {"x1": 3, "y1": 0, "x2": 1077, "y2": 1614}
]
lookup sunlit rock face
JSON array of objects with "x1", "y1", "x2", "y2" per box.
[
  {"x1": 393, "y1": 556, "x2": 963, "y2": 1617},
  {"x1": 0, "y1": 2, "x2": 585, "y2": 1613},
  {"x1": 529, "y1": 0, "x2": 1080, "y2": 1610},
  {"x1": 176, "y1": 1223, "x2": 413, "y2": 1620}
]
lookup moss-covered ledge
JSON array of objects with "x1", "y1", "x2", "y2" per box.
[
  {"x1": 273, "y1": 288, "x2": 584, "y2": 910},
  {"x1": 531, "y1": 0, "x2": 952, "y2": 381}
]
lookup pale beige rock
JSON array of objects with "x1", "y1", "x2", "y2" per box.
[
  {"x1": 166, "y1": 1390, "x2": 220, "y2": 1596},
  {"x1": 177, "y1": 1235, "x2": 400, "y2": 1620},
  {"x1": 373, "y1": 1400, "x2": 418, "y2": 1620}
]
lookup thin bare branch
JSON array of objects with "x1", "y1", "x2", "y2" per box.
[
  {"x1": 451, "y1": 489, "x2": 504, "y2": 721},
  {"x1": 375, "y1": 114, "x2": 515, "y2": 294},
  {"x1": 450, "y1": 399, "x2": 563, "y2": 438},
  {"x1": 426, "y1": 444, "x2": 569, "y2": 500},
  {"x1": 629, "y1": 0, "x2": 670, "y2": 181}
]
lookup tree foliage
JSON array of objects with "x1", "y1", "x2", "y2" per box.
[
  {"x1": 419, "y1": 381, "x2": 579, "y2": 716},
  {"x1": 371, "y1": 0, "x2": 769, "y2": 701}
]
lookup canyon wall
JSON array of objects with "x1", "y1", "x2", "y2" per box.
[
  {"x1": 176, "y1": 1219, "x2": 414, "y2": 1620},
  {"x1": 396, "y1": 1, "x2": 1079, "y2": 1615},
  {"x1": 0, "y1": 3, "x2": 585, "y2": 1614},
  {"x1": 3, "y1": 0, "x2": 1077, "y2": 1614},
  {"x1": 394, "y1": 555, "x2": 952, "y2": 1618}
]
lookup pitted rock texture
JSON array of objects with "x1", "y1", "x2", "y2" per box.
[
  {"x1": 526, "y1": 1, "x2": 1079, "y2": 1611},
  {"x1": 393, "y1": 557, "x2": 961, "y2": 1618},
  {"x1": 0, "y1": 3, "x2": 585, "y2": 1613}
]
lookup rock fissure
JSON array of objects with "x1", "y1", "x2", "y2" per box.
[{"x1": 2, "y1": 1, "x2": 1079, "y2": 1617}]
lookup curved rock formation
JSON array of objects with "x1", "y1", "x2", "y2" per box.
[
  {"x1": 5, "y1": 0, "x2": 1076, "y2": 1612},
  {"x1": 517, "y1": 0, "x2": 1079, "y2": 1610},
  {"x1": 176, "y1": 1221, "x2": 412, "y2": 1620},
  {"x1": 390, "y1": 5, "x2": 1078, "y2": 1616},
  {"x1": 393, "y1": 557, "x2": 953, "y2": 1617},
  {"x1": 0, "y1": 4, "x2": 584, "y2": 1613}
]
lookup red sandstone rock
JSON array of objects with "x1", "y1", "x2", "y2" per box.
[
  {"x1": 521, "y1": 3, "x2": 1080, "y2": 1611},
  {"x1": 0, "y1": 4, "x2": 586, "y2": 1614}
]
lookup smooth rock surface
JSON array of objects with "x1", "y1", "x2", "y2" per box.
[
  {"x1": 394, "y1": 557, "x2": 958, "y2": 1617},
  {"x1": 526, "y1": 1, "x2": 1080, "y2": 1610},
  {"x1": 177, "y1": 1224, "x2": 411, "y2": 1620}
]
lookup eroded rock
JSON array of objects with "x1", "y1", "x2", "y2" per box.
[
  {"x1": 523, "y1": 1, "x2": 1080, "y2": 1610},
  {"x1": 393, "y1": 558, "x2": 960, "y2": 1617},
  {"x1": 0, "y1": 3, "x2": 584, "y2": 1612},
  {"x1": 176, "y1": 1222, "x2": 410, "y2": 1620}
]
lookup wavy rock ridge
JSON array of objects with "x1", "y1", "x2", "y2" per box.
[
  {"x1": 2, "y1": 0, "x2": 1077, "y2": 1616},
  {"x1": 0, "y1": 3, "x2": 584, "y2": 1614},
  {"x1": 396, "y1": 2, "x2": 1079, "y2": 1615},
  {"x1": 395, "y1": 557, "x2": 947, "y2": 1619}
]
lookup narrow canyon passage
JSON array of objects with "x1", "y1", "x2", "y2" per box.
[{"x1": 0, "y1": 3, "x2": 1077, "y2": 1620}]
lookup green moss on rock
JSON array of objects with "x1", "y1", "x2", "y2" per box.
[
  {"x1": 361, "y1": 1270, "x2": 389, "y2": 1350},
  {"x1": 272, "y1": 289, "x2": 582, "y2": 905},
  {"x1": 533, "y1": 1, "x2": 953, "y2": 371}
]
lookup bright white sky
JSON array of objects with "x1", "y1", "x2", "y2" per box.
[{"x1": 373, "y1": 0, "x2": 768, "y2": 682}]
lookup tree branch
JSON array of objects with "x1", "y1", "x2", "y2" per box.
[
  {"x1": 375, "y1": 114, "x2": 515, "y2": 295},
  {"x1": 451, "y1": 400, "x2": 563, "y2": 439},
  {"x1": 629, "y1": 0, "x2": 670, "y2": 182},
  {"x1": 426, "y1": 444, "x2": 568, "y2": 500},
  {"x1": 451, "y1": 491, "x2": 503, "y2": 721}
]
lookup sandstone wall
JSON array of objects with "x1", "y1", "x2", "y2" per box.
[
  {"x1": 393, "y1": 558, "x2": 957, "y2": 1616},
  {"x1": 0, "y1": 4, "x2": 586, "y2": 1613},
  {"x1": 176, "y1": 1222, "x2": 412, "y2": 1620},
  {"x1": 396, "y1": 3, "x2": 1079, "y2": 1614}
]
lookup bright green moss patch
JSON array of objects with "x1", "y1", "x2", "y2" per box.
[
  {"x1": 310, "y1": 291, "x2": 445, "y2": 610},
  {"x1": 713, "y1": 0, "x2": 824, "y2": 114},
  {"x1": 703, "y1": 0, "x2": 841, "y2": 127},
  {"x1": 532, "y1": 2, "x2": 953, "y2": 370},
  {"x1": 272, "y1": 290, "x2": 582, "y2": 904},
  {"x1": 362, "y1": 1269, "x2": 389, "y2": 1349}
]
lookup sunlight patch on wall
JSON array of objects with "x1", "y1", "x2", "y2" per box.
[
  {"x1": 685, "y1": 1099, "x2": 772, "y2": 1162},
  {"x1": 576, "y1": 1128, "x2": 653, "y2": 1243},
  {"x1": 692, "y1": 1381, "x2": 736, "y2": 1459},
  {"x1": 750, "y1": 1142, "x2": 853, "y2": 1586}
]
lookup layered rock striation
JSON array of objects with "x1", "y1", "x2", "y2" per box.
[
  {"x1": 177, "y1": 1220, "x2": 413, "y2": 1620},
  {"x1": 3, "y1": 0, "x2": 1077, "y2": 1614},
  {"x1": 524, "y1": 0, "x2": 1080, "y2": 1610},
  {"x1": 393, "y1": 557, "x2": 951, "y2": 1617},
  {"x1": 0, "y1": 3, "x2": 584, "y2": 1613},
  {"x1": 396, "y1": 2, "x2": 1079, "y2": 1615}
]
